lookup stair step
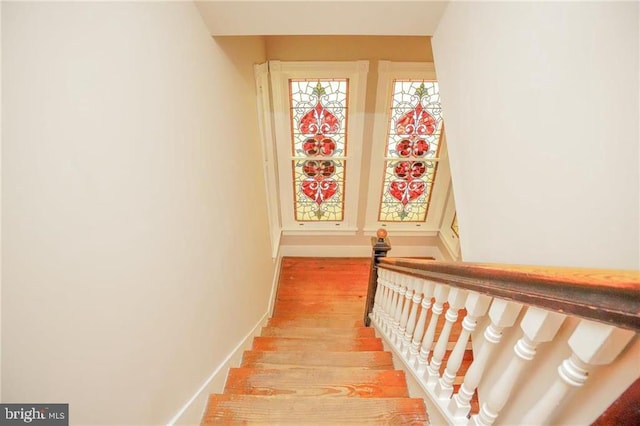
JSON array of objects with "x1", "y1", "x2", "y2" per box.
[
  {"x1": 241, "y1": 350, "x2": 394, "y2": 370},
  {"x1": 268, "y1": 317, "x2": 363, "y2": 328},
  {"x1": 274, "y1": 300, "x2": 366, "y2": 316},
  {"x1": 276, "y1": 287, "x2": 368, "y2": 297},
  {"x1": 276, "y1": 293, "x2": 367, "y2": 301},
  {"x1": 224, "y1": 368, "x2": 409, "y2": 398},
  {"x1": 203, "y1": 394, "x2": 428, "y2": 424},
  {"x1": 252, "y1": 336, "x2": 383, "y2": 352},
  {"x1": 273, "y1": 313, "x2": 363, "y2": 322},
  {"x1": 260, "y1": 326, "x2": 375, "y2": 338}
]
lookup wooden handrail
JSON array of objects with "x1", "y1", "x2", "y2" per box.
[{"x1": 378, "y1": 257, "x2": 640, "y2": 331}]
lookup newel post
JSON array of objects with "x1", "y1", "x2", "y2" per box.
[{"x1": 364, "y1": 228, "x2": 391, "y2": 326}]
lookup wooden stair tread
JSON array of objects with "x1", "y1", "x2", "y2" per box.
[
  {"x1": 279, "y1": 257, "x2": 371, "y2": 273},
  {"x1": 203, "y1": 394, "x2": 428, "y2": 424},
  {"x1": 270, "y1": 313, "x2": 363, "y2": 322},
  {"x1": 241, "y1": 351, "x2": 394, "y2": 370},
  {"x1": 224, "y1": 368, "x2": 409, "y2": 398},
  {"x1": 253, "y1": 336, "x2": 384, "y2": 352},
  {"x1": 276, "y1": 288, "x2": 368, "y2": 297},
  {"x1": 260, "y1": 326, "x2": 375, "y2": 338},
  {"x1": 268, "y1": 317, "x2": 363, "y2": 328},
  {"x1": 276, "y1": 290, "x2": 367, "y2": 298},
  {"x1": 274, "y1": 301, "x2": 366, "y2": 316}
]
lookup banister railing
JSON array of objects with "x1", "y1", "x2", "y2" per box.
[
  {"x1": 376, "y1": 258, "x2": 640, "y2": 331},
  {"x1": 366, "y1": 231, "x2": 640, "y2": 426}
]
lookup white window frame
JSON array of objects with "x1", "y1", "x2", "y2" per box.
[
  {"x1": 364, "y1": 61, "x2": 451, "y2": 236},
  {"x1": 269, "y1": 60, "x2": 369, "y2": 235},
  {"x1": 254, "y1": 63, "x2": 281, "y2": 259}
]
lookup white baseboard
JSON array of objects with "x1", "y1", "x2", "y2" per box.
[
  {"x1": 267, "y1": 253, "x2": 283, "y2": 316},
  {"x1": 166, "y1": 312, "x2": 269, "y2": 426}
]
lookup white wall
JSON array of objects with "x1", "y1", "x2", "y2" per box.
[
  {"x1": 433, "y1": 2, "x2": 639, "y2": 423},
  {"x1": 2, "y1": 3, "x2": 273, "y2": 425},
  {"x1": 433, "y1": 1, "x2": 639, "y2": 270}
]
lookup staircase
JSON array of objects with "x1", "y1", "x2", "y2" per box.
[{"x1": 202, "y1": 257, "x2": 429, "y2": 424}]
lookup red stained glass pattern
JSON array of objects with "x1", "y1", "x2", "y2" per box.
[
  {"x1": 299, "y1": 103, "x2": 340, "y2": 135},
  {"x1": 290, "y1": 80, "x2": 347, "y2": 221},
  {"x1": 395, "y1": 103, "x2": 437, "y2": 136},
  {"x1": 389, "y1": 161, "x2": 427, "y2": 205},
  {"x1": 293, "y1": 160, "x2": 345, "y2": 221},
  {"x1": 379, "y1": 81, "x2": 442, "y2": 222},
  {"x1": 379, "y1": 160, "x2": 437, "y2": 221}
]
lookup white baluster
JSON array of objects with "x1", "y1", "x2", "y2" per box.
[
  {"x1": 396, "y1": 276, "x2": 416, "y2": 347},
  {"x1": 521, "y1": 320, "x2": 635, "y2": 424},
  {"x1": 470, "y1": 307, "x2": 566, "y2": 426},
  {"x1": 373, "y1": 269, "x2": 388, "y2": 327},
  {"x1": 448, "y1": 300, "x2": 523, "y2": 419},
  {"x1": 436, "y1": 292, "x2": 492, "y2": 398},
  {"x1": 377, "y1": 270, "x2": 393, "y2": 328},
  {"x1": 426, "y1": 287, "x2": 468, "y2": 386},
  {"x1": 383, "y1": 273, "x2": 399, "y2": 336},
  {"x1": 408, "y1": 280, "x2": 435, "y2": 364},
  {"x1": 401, "y1": 278, "x2": 424, "y2": 356},
  {"x1": 391, "y1": 274, "x2": 408, "y2": 347},
  {"x1": 371, "y1": 269, "x2": 385, "y2": 324},
  {"x1": 415, "y1": 283, "x2": 450, "y2": 374}
]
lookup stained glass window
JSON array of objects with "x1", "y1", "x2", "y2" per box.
[
  {"x1": 378, "y1": 80, "x2": 443, "y2": 222},
  {"x1": 290, "y1": 79, "x2": 348, "y2": 221}
]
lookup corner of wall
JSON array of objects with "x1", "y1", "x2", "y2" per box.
[{"x1": 437, "y1": 231, "x2": 459, "y2": 261}]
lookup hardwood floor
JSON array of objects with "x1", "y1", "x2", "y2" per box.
[{"x1": 202, "y1": 257, "x2": 474, "y2": 424}]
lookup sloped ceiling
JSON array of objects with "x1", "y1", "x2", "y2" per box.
[{"x1": 195, "y1": 1, "x2": 448, "y2": 35}]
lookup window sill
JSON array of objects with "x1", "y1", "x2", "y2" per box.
[{"x1": 282, "y1": 227, "x2": 358, "y2": 237}]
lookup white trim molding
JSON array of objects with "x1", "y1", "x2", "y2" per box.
[{"x1": 254, "y1": 63, "x2": 282, "y2": 259}]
